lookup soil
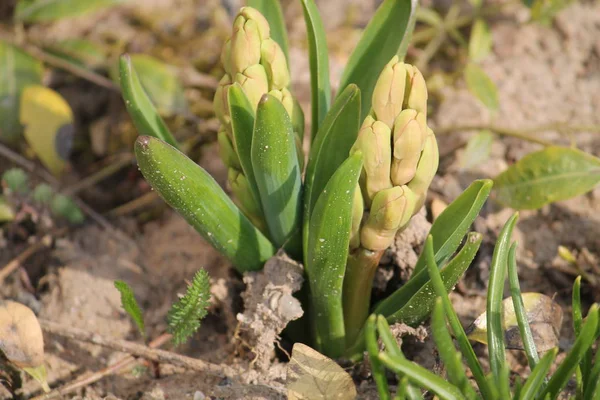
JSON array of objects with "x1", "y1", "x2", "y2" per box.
[{"x1": 1, "y1": 0, "x2": 600, "y2": 399}]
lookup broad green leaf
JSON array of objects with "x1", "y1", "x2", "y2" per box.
[
  {"x1": 365, "y1": 316, "x2": 391, "y2": 400},
  {"x1": 51, "y1": 194, "x2": 84, "y2": 224},
  {"x1": 412, "y1": 179, "x2": 493, "y2": 277},
  {"x1": 2, "y1": 168, "x2": 29, "y2": 194},
  {"x1": 286, "y1": 343, "x2": 357, "y2": 400},
  {"x1": 397, "y1": 0, "x2": 419, "y2": 61},
  {"x1": 431, "y1": 300, "x2": 477, "y2": 399},
  {"x1": 114, "y1": 280, "x2": 145, "y2": 338},
  {"x1": 306, "y1": 153, "x2": 363, "y2": 357},
  {"x1": 135, "y1": 136, "x2": 275, "y2": 271},
  {"x1": 128, "y1": 54, "x2": 187, "y2": 117},
  {"x1": 468, "y1": 19, "x2": 492, "y2": 62},
  {"x1": 541, "y1": 304, "x2": 599, "y2": 399},
  {"x1": 486, "y1": 213, "x2": 518, "y2": 393},
  {"x1": 520, "y1": 348, "x2": 557, "y2": 400},
  {"x1": 424, "y1": 236, "x2": 493, "y2": 399},
  {"x1": 494, "y1": 146, "x2": 600, "y2": 210},
  {"x1": 464, "y1": 62, "x2": 499, "y2": 111},
  {"x1": 300, "y1": 0, "x2": 331, "y2": 141},
  {"x1": 378, "y1": 353, "x2": 465, "y2": 400},
  {"x1": 251, "y1": 94, "x2": 303, "y2": 257},
  {"x1": 15, "y1": 0, "x2": 122, "y2": 22},
  {"x1": 338, "y1": 0, "x2": 412, "y2": 119},
  {"x1": 459, "y1": 130, "x2": 494, "y2": 170},
  {"x1": 45, "y1": 39, "x2": 106, "y2": 69},
  {"x1": 228, "y1": 84, "x2": 259, "y2": 200},
  {"x1": 247, "y1": 0, "x2": 289, "y2": 65},
  {"x1": 375, "y1": 232, "x2": 482, "y2": 326},
  {"x1": 303, "y1": 84, "x2": 361, "y2": 256},
  {"x1": 0, "y1": 41, "x2": 43, "y2": 143},
  {"x1": 119, "y1": 55, "x2": 179, "y2": 148},
  {"x1": 20, "y1": 85, "x2": 73, "y2": 176},
  {"x1": 508, "y1": 243, "x2": 540, "y2": 370}
]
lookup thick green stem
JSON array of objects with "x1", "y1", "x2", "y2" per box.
[{"x1": 343, "y1": 247, "x2": 384, "y2": 347}]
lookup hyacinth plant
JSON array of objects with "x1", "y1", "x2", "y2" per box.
[{"x1": 119, "y1": 0, "x2": 495, "y2": 359}]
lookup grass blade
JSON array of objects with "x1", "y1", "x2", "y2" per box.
[
  {"x1": 300, "y1": 0, "x2": 331, "y2": 141},
  {"x1": 247, "y1": 0, "x2": 289, "y2": 64},
  {"x1": 519, "y1": 348, "x2": 557, "y2": 400},
  {"x1": 338, "y1": 0, "x2": 412, "y2": 119},
  {"x1": 114, "y1": 280, "x2": 145, "y2": 338},
  {"x1": 583, "y1": 347, "x2": 600, "y2": 400},
  {"x1": 487, "y1": 213, "x2": 518, "y2": 393},
  {"x1": 541, "y1": 304, "x2": 599, "y2": 399},
  {"x1": 508, "y1": 242, "x2": 540, "y2": 369},
  {"x1": 306, "y1": 153, "x2": 363, "y2": 357},
  {"x1": 365, "y1": 315, "x2": 391, "y2": 400},
  {"x1": 424, "y1": 235, "x2": 494, "y2": 399},
  {"x1": 119, "y1": 54, "x2": 179, "y2": 149},
  {"x1": 412, "y1": 179, "x2": 493, "y2": 277},
  {"x1": 135, "y1": 136, "x2": 275, "y2": 272},
  {"x1": 432, "y1": 299, "x2": 478, "y2": 399},
  {"x1": 573, "y1": 276, "x2": 593, "y2": 390},
  {"x1": 303, "y1": 84, "x2": 361, "y2": 258},
  {"x1": 375, "y1": 232, "x2": 482, "y2": 325},
  {"x1": 378, "y1": 353, "x2": 466, "y2": 400},
  {"x1": 252, "y1": 94, "x2": 303, "y2": 257}
]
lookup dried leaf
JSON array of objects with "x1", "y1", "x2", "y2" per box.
[
  {"x1": 466, "y1": 293, "x2": 563, "y2": 352},
  {"x1": 287, "y1": 343, "x2": 357, "y2": 400}
]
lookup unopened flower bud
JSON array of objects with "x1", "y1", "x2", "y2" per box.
[
  {"x1": 404, "y1": 65, "x2": 428, "y2": 116},
  {"x1": 235, "y1": 64, "x2": 269, "y2": 111},
  {"x1": 407, "y1": 129, "x2": 439, "y2": 212},
  {"x1": 372, "y1": 56, "x2": 407, "y2": 129},
  {"x1": 239, "y1": 7, "x2": 270, "y2": 40},
  {"x1": 218, "y1": 129, "x2": 241, "y2": 170},
  {"x1": 391, "y1": 109, "x2": 425, "y2": 186},
  {"x1": 213, "y1": 74, "x2": 232, "y2": 125},
  {"x1": 261, "y1": 38, "x2": 290, "y2": 90},
  {"x1": 230, "y1": 16, "x2": 262, "y2": 75}
]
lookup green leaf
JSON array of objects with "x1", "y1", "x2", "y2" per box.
[
  {"x1": 508, "y1": 242, "x2": 540, "y2": 370},
  {"x1": 583, "y1": 349, "x2": 600, "y2": 400},
  {"x1": 468, "y1": 19, "x2": 492, "y2": 62},
  {"x1": 15, "y1": 0, "x2": 122, "y2": 22},
  {"x1": 228, "y1": 84, "x2": 259, "y2": 200},
  {"x1": 572, "y1": 276, "x2": 593, "y2": 392},
  {"x1": 412, "y1": 179, "x2": 493, "y2": 277},
  {"x1": 519, "y1": 348, "x2": 558, "y2": 400},
  {"x1": 541, "y1": 304, "x2": 599, "y2": 399},
  {"x1": 135, "y1": 136, "x2": 275, "y2": 271},
  {"x1": 251, "y1": 94, "x2": 303, "y2": 257},
  {"x1": 397, "y1": 0, "x2": 419, "y2": 61},
  {"x1": 494, "y1": 146, "x2": 600, "y2": 210},
  {"x1": 375, "y1": 232, "x2": 482, "y2": 326},
  {"x1": 464, "y1": 62, "x2": 499, "y2": 111},
  {"x1": 114, "y1": 280, "x2": 145, "y2": 338},
  {"x1": 0, "y1": 196, "x2": 15, "y2": 222},
  {"x1": 300, "y1": 0, "x2": 331, "y2": 141},
  {"x1": 44, "y1": 39, "x2": 106, "y2": 69},
  {"x1": 119, "y1": 55, "x2": 179, "y2": 149},
  {"x1": 338, "y1": 0, "x2": 412, "y2": 119},
  {"x1": 486, "y1": 213, "x2": 518, "y2": 392},
  {"x1": 167, "y1": 269, "x2": 211, "y2": 345},
  {"x1": 306, "y1": 153, "x2": 363, "y2": 357},
  {"x1": 50, "y1": 194, "x2": 84, "y2": 224},
  {"x1": 378, "y1": 353, "x2": 465, "y2": 400},
  {"x1": 365, "y1": 315, "x2": 391, "y2": 400},
  {"x1": 2, "y1": 168, "x2": 29, "y2": 194},
  {"x1": 424, "y1": 236, "x2": 493, "y2": 399},
  {"x1": 247, "y1": 0, "x2": 289, "y2": 65},
  {"x1": 303, "y1": 84, "x2": 361, "y2": 256},
  {"x1": 431, "y1": 299, "x2": 477, "y2": 399},
  {"x1": 127, "y1": 54, "x2": 187, "y2": 117},
  {"x1": 459, "y1": 130, "x2": 494, "y2": 171},
  {"x1": 0, "y1": 41, "x2": 43, "y2": 143}
]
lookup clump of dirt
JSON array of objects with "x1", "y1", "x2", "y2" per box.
[{"x1": 236, "y1": 253, "x2": 304, "y2": 372}]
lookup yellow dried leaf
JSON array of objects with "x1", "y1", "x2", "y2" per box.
[
  {"x1": 287, "y1": 343, "x2": 356, "y2": 400},
  {"x1": 19, "y1": 85, "x2": 74, "y2": 176},
  {"x1": 466, "y1": 292, "x2": 563, "y2": 352}
]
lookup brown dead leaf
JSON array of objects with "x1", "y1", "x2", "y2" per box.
[
  {"x1": 466, "y1": 292, "x2": 563, "y2": 352},
  {"x1": 0, "y1": 300, "x2": 45, "y2": 367},
  {"x1": 287, "y1": 343, "x2": 356, "y2": 400}
]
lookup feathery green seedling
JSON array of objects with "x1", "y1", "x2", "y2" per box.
[
  {"x1": 122, "y1": 0, "x2": 496, "y2": 357},
  {"x1": 366, "y1": 215, "x2": 600, "y2": 399}
]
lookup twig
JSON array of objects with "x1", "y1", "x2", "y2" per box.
[
  {"x1": 62, "y1": 154, "x2": 134, "y2": 196},
  {"x1": 106, "y1": 191, "x2": 160, "y2": 217},
  {"x1": 0, "y1": 142, "x2": 58, "y2": 186},
  {"x1": 39, "y1": 320, "x2": 237, "y2": 377},
  {"x1": 433, "y1": 122, "x2": 600, "y2": 146},
  {"x1": 29, "y1": 333, "x2": 172, "y2": 400},
  {"x1": 0, "y1": 231, "x2": 65, "y2": 284}
]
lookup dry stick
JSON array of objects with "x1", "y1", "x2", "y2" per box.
[
  {"x1": 62, "y1": 154, "x2": 134, "y2": 196},
  {"x1": 29, "y1": 333, "x2": 172, "y2": 400},
  {"x1": 0, "y1": 232, "x2": 63, "y2": 283},
  {"x1": 106, "y1": 191, "x2": 160, "y2": 217},
  {"x1": 39, "y1": 320, "x2": 237, "y2": 377}
]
